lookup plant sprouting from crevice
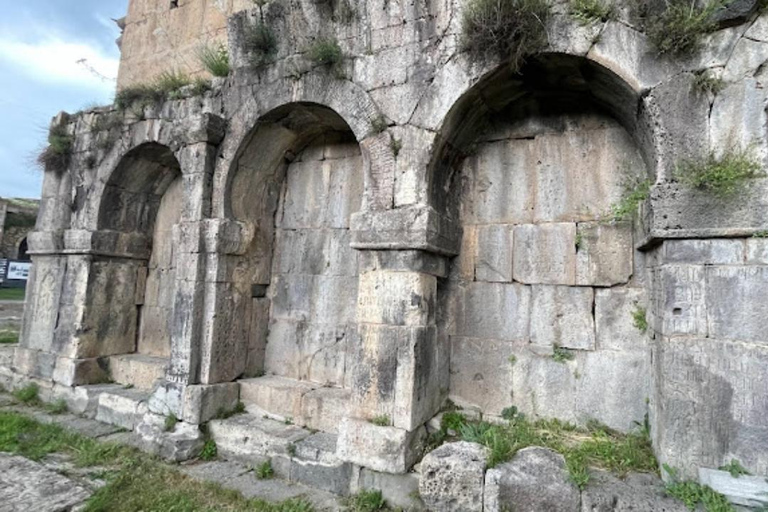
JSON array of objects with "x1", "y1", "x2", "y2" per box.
[
  {"x1": 197, "y1": 41, "x2": 230, "y2": 77},
  {"x1": 307, "y1": 36, "x2": 343, "y2": 70},
  {"x1": 244, "y1": 8, "x2": 278, "y2": 69},
  {"x1": 646, "y1": 0, "x2": 726, "y2": 57},
  {"x1": 37, "y1": 122, "x2": 73, "y2": 174},
  {"x1": 692, "y1": 70, "x2": 724, "y2": 95},
  {"x1": 676, "y1": 148, "x2": 764, "y2": 197},
  {"x1": 606, "y1": 177, "x2": 652, "y2": 223},
  {"x1": 460, "y1": 0, "x2": 551, "y2": 72},
  {"x1": 570, "y1": 0, "x2": 613, "y2": 24},
  {"x1": 632, "y1": 306, "x2": 648, "y2": 334}
]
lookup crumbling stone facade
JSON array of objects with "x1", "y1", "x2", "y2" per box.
[
  {"x1": 0, "y1": 198, "x2": 38, "y2": 261},
  {"x1": 6, "y1": 0, "x2": 768, "y2": 507}
]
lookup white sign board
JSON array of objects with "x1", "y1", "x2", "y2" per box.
[{"x1": 7, "y1": 261, "x2": 31, "y2": 281}]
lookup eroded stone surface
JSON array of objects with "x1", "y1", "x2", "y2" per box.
[
  {"x1": 0, "y1": 453, "x2": 91, "y2": 511},
  {"x1": 419, "y1": 441, "x2": 488, "y2": 512}
]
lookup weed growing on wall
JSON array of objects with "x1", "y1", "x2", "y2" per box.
[
  {"x1": 607, "y1": 178, "x2": 652, "y2": 222},
  {"x1": 369, "y1": 415, "x2": 391, "y2": 426},
  {"x1": 647, "y1": 0, "x2": 726, "y2": 57},
  {"x1": 693, "y1": 70, "x2": 725, "y2": 95},
  {"x1": 307, "y1": 37, "x2": 343, "y2": 68},
  {"x1": 570, "y1": 0, "x2": 613, "y2": 24},
  {"x1": 255, "y1": 460, "x2": 274, "y2": 479},
  {"x1": 718, "y1": 459, "x2": 751, "y2": 478},
  {"x1": 664, "y1": 464, "x2": 735, "y2": 511},
  {"x1": 676, "y1": 148, "x2": 764, "y2": 197},
  {"x1": 115, "y1": 72, "x2": 209, "y2": 111},
  {"x1": 200, "y1": 439, "x2": 218, "y2": 460},
  {"x1": 460, "y1": 0, "x2": 551, "y2": 72},
  {"x1": 0, "y1": 330, "x2": 19, "y2": 344},
  {"x1": 164, "y1": 414, "x2": 178, "y2": 432},
  {"x1": 37, "y1": 123, "x2": 73, "y2": 173},
  {"x1": 389, "y1": 136, "x2": 402, "y2": 158},
  {"x1": 552, "y1": 344, "x2": 575, "y2": 363},
  {"x1": 197, "y1": 41, "x2": 230, "y2": 77},
  {"x1": 632, "y1": 306, "x2": 648, "y2": 334},
  {"x1": 370, "y1": 114, "x2": 388, "y2": 134},
  {"x1": 245, "y1": 20, "x2": 277, "y2": 68},
  {"x1": 345, "y1": 489, "x2": 388, "y2": 511}
]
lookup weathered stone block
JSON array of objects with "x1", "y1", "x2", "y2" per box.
[
  {"x1": 135, "y1": 413, "x2": 205, "y2": 462},
  {"x1": 359, "y1": 250, "x2": 448, "y2": 278},
  {"x1": 513, "y1": 224, "x2": 576, "y2": 285},
  {"x1": 698, "y1": 468, "x2": 768, "y2": 508},
  {"x1": 181, "y1": 382, "x2": 240, "y2": 425},
  {"x1": 661, "y1": 239, "x2": 745, "y2": 265},
  {"x1": 208, "y1": 413, "x2": 311, "y2": 463},
  {"x1": 595, "y1": 288, "x2": 648, "y2": 352},
  {"x1": 337, "y1": 418, "x2": 426, "y2": 474},
  {"x1": 475, "y1": 224, "x2": 514, "y2": 283},
  {"x1": 649, "y1": 265, "x2": 708, "y2": 337},
  {"x1": 746, "y1": 238, "x2": 768, "y2": 264},
  {"x1": 452, "y1": 282, "x2": 530, "y2": 341},
  {"x1": 357, "y1": 271, "x2": 435, "y2": 326},
  {"x1": 300, "y1": 387, "x2": 351, "y2": 434},
  {"x1": 575, "y1": 222, "x2": 633, "y2": 286},
  {"x1": 108, "y1": 354, "x2": 168, "y2": 390},
  {"x1": 96, "y1": 388, "x2": 149, "y2": 430},
  {"x1": 484, "y1": 447, "x2": 580, "y2": 512},
  {"x1": 705, "y1": 266, "x2": 768, "y2": 345},
  {"x1": 356, "y1": 469, "x2": 424, "y2": 510},
  {"x1": 581, "y1": 471, "x2": 689, "y2": 511},
  {"x1": 239, "y1": 376, "x2": 317, "y2": 422},
  {"x1": 531, "y1": 286, "x2": 595, "y2": 351},
  {"x1": 419, "y1": 441, "x2": 488, "y2": 512}
]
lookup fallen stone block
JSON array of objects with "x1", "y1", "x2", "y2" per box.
[{"x1": 419, "y1": 441, "x2": 488, "y2": 512}]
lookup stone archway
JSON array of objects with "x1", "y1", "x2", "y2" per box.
[{"x1": 430, "y1": 54, "x2": 655, "y2": 432}]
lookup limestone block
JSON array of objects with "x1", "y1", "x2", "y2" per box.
[
  {"x1": 531, "y1": 286, "x2": 595, "y2": 351},
  {"x1": 484, "y1": 447, "x2": 580, "y2": 512},
  {"x1": 290, "y1": 456, "x2": 354, "y2": 496},
  {"x1": 12, "y1": 347, "x2": 55, "y2": 380},
  {"x1": 419, "y1": 441, "x2": 488, "y2": 512},
  {"x1": 475, "y1": 224, "x2": 514, "y2": 283},
  {"x1": 270, "y1": 274, "x2": 313, "y2": 322},
  {"x1": 450, "y1": 225, "x2": 478, "y2": 281},
  {"x1": 200, "y1": 281, "x2": 251, "y2": 384},
  {"x1": 181, "y1": 382, "x2": 240, "y2": 425},
  {"x1": 359, "y1": 250, "x2": 448, "y2": 278},
  {"x1": 575, "y1": 222, "x2": 634, "y2": 286},
  {"x1": 649, "y1": 265, "x2": 708, "y2": 337},
  {"x1": 661, "y1": 239, "x2": 745, "y2": 265},
  {"x1": 311, "y1": 276, "x2": 359, "y2": 325},
  {"x1": 147, "y1": 379, "x2": 183, "y2": 417},
  {"x1": 245, "y1": 297, "x2": 269, "y2": 378},
  {"x1": 52, "y1": 383, "x2": 122, "y2": 418},
  {"x1": 300, "y1": 387, "x2": 351, "y2": 434},
  {"x1": 96, "y1": 388, "x2": 149, "y2": 430},
  {"x1": 746, "y1": 238, "x2": 768, "y2": 264},
  {"x1": 135, "y1": 413, "x2": 205, "y2": 462},
  {"x1": 705, "y1": 266, "x2": 768, "y2": 345},
  {"x1": 698, "y1": 468, "x2": 768, "y2": 508},
  {"x1": 654, "y1": 337, "x2": 768, "y2": 478},
  {"x1": 356, "y1": 470, "x2": 425, "y2": 510},
  {"x1": 0, "y1": 454, "x2": 91, "y2": 510},
  {"x1": 273, "y1": 229, "x2": 358, "y2": 277},
  {"x1": 723, "y1": 37, "x2": 768, "y2": 82},
  {"x1": 280, "y1": 159, "x2": 330, "y2": 230},
  {"x1": 51, "y1": 356, "x2": 109, "y2": 387},
  {"x1": 449, "y1": 336, "x2": 518, "y2": 416},
  {"x1": 337, "y1": 418, "x2": 426, "y2": 474},
  {"x1": 451, "y1": 282, "x2": 530, "y2": 341},
  {"x1": 294, "y1": 432, "x2": 340, "y2": 465},
  {"x1": 513, "y1": 224, "x2": 576, "y2": 285},
  {"x1": 710, "y1": 79, "x2": 767, "y2": 163},
  {"x1": 108, "y1": 354, "x2": 168, "y2": 390},
  {"x1": 581, "y1": 471, "x2": 689, "y2": 511},
  {"x1": 21, "y1": 256, "x2": 66, "y2": 353},
  {"x1": 357, "y1": 271, "x2": 435, "y2": 326},
  {"x1": 239, "y1": 376, "x2": 317, "y2": 422},
  {"x1": 595, "y1": 288, "x2": 648, "y2": 352},
  {"x1": 208, "y1": 413, "x2": 311, "y2": 462},
  {"x1": 326, "y1": 156, "x2": 364, "y2": 229}
]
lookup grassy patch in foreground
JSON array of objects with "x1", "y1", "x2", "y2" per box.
[
  {"x1": 438, "y1": 410, "x2": 657, "y2": 489},
  {"x1": 0, "y1": 410, "x2": 315, "y2": 512},
  {"x1": 0, "y1": 288, "x2": 26, "y2": 301}
]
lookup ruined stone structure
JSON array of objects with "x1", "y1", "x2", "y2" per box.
[
  {"x1": 0, "y1": 198, "x2": 38, "y2": 261},
  {"x1": 6, "y1": 0, "x2": 768, "y2": 508}
]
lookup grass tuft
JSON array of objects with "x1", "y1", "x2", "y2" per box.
[
  {"x1": 197, "y1": 41, "x2": 230, "y2": 77},
  {"x1": 13, "y1": 383, "x2": 40, "y2": 405},
  {"x1": 345, "y1": 489, "x2": 388, "y2": 511},
  {"x1": 256, "y1": 460, "x2": 274, "y2": 479},
  {"x1": 647, "y1": 0, "x2": 725, "y2": 57},
  {"x1": 460, "y1": 0, "x2": 550, "y2": 72},
  {"x1": 552, "y1": 345, "x2": 575, "y2": 363},
  {"x1": 307, "y1": 37, "x2": 343, "y2": 68},
  {"x1": 632, "y1": 306, "x2": 648, "y2": 334},
  {"x1": 371, "y1": 115, "x2": 388, "y2": 134},
  {"x1": 200, "y1": 439, "x2": 218, "y2": 461},
  {"x1": 369, "y1": 415, "x2": 391, "y2": 427},
  {"x1": 37, "y1": 123, "x2": 73, "y2": 173},
  {"x1": 115, "y1": 71, "x2": 209, "y2": 111},
  {"x1": 441, "y1": 411, "x2": 468, "y2": 432},
  {"x1": 244, "y1": 19, "x2": 277, "y2": 68},
  {"x1": 693, "y1": 70, "x2": 725, "y2": 95},
  {"x1": 664, "y1": 464, "x2": 734, "y2": 511},
  {"x1": 570, "y1": 0, "x2": 613, "y2": 24},
  {"x1": 606, "y1": 178, "x2": 651, "y2": 222},
  {"x1": 676, "y1": 148, "x2": 764, "y2": 197},
  {"x1": 718, "y1": 459, "x2": 750, "y2": 478},
  {"x1": 45, "y1": 399, "x2": 69, "y2": 415},
  {"x1": 164, "y1": 414, "x2": 178, "y2": 432},
  {"x1": 389, "y1": 136, "x2": 402, "y2": 158}
]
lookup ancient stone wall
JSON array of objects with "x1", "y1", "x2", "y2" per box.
[{"x1": 0, "y1": 199, "x2": 38, "y2": 260}]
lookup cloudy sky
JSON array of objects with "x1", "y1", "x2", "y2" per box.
[{"x1": 0, "y1": 0, "x2": 127, "y2": 199}]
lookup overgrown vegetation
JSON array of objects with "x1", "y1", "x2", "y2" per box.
[
  {"x1": 307, "y1": 37, "x2": 343, "y2": 70},
  {"x1": 256, "y1": 460, "x2": 275, "y2": 479},
  {"x1": 345, "y1": 489, "x2": 388, "y2": 511},
  {"x1": 197, "y1": 41, "x2": 230, "y2": 77},
  {"x1": 369, "y1": 415, "x2": 391, "y2": 427},
  {"x1": 164, "y1": 414, "x2": 178, "y2": 432},
  {"x1": 570, "y1": 0, "x2": 613, "y2": 24},
  {"x1": 0, "y1": 329, "x2": 19, "y2": 344},
  {"x1": 552, "y1": 344, "x2": 575, "y2": 363},
  {"x1": 693, "y1": 70, "x2": 725, "y2": 95},
  {"x1": 37, "y1": 123, "x2": 73, "y2": 173},
  {"x1": 718, "y1": 459, "x2": 750, "y2": 478},
  {"x1": 371, "y1": 114, "x2": 388, "y2": 134},
  {"x1": 115, "y1": 72, "x2": 210, "y2": 111},
  {"x1": 607, "y1": 178, "x2": 652, "y2": 222},
  {"x1": 199, "y1": 439, "x2": 218, "y2": 461},
  {"x1": 12, "y1": 383, "x2": 40, "y2": 405},
  {"x1": 646, "y1": 0, "x2": 726, "y2": 56},
  {"x1": 632, "y1": 306, "x2": 648, "y2": 334},
  {"x1": 664, "y1": 465, "x2": 734, "y2": 511},
  {"x1": 449, "y1": 410, "x2": 657, "y2": 488},
  {"x1": 244, "y1": 16, "x2": 277, "y2": 69},
  {"x1": 676, "y1": 148, "x2": 764, "y2": 197},
  {"x1": 460, "y1": 0, "x2": 550, "y2": 72}
]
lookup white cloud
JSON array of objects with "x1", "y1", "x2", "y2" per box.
[{"x1": 0, "y1": 35, "x2": 119, "y2": 94}]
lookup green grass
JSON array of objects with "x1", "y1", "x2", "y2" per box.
[
  {"x1": 13, "y1": 383, "x2": 40, "y2": 405},
  {"x1": 647, "y1": 0, "x2": 726, "y2": 57},
  {"x1": 676, "y1": 149, "x2": 764, "y2": 197},
  {"x1": 45, "y1": 399, "x2": 68, "y2": 415},
  {"x1": 215, "y1": 401, "x2": 246, "y2": 420},
  {"x1": 345, "y1": 490, "x2": 388, "y2": 512},
  {"x1": 0, "y1": 288, "x2": 26, "y2": 301},
  {"x1": 441, "y1": 411, "x2": 468, "y2": 432},
  {"x1": 664, "y1": 465, "x2": 734, "y2": 511},
  {"x1": 718, "y1": 459, "x2": 750, "y2": 478},
  {"x1": 197, "y1": 41, "x2": 230, "y2": 77},
  {"x1": 552, "y1": 345, "x2": 575, "y2": 363},
  {"x1": 607, "y1": 178, "x2": 651, "y2": 222},
  {"x1": 199, "y1": 439, "x2": 217, "y2": 461},
  {"x1": 632, "y1": 306, "x2": 648, "y2": 334},
  {"x1": 693, "y1": 70, "x2": 725, "y2": 95},
  {"x1": 255, "y1": 460, "x2": 274, "y2": 480},
  {"x1": 369, "y1": 415, "x2": 391, "y2": 427},
  {"x1": 115, "y1": 71, "x2": 210, "y2": 111},
  {"x1": 0, "y1": 410, "x2": 315, "y2": 511},
  {"x1": 244, "y1": 20, "x2": 277, "y2": 68},
  {"x1": 460, "y1": 0, "x2": 550, "y2": 72},
  {"x1": 164, "y1": 414, "x2": 178, "y2": 432},
  {"x1": 429, "y1": 412, "x2": 657, "y2": 489},
  {"x1": 307, "y1": 37, "x2": 343, "y2": 68},
  {"x1": 37, "y1": 123, "x2": 73, "y2": 173},
  {"x1": 0, "y1": 330, "x2": 19, "y2": 344},
  {"x1": 570, "y1": 0, "x2": 613, "y2": 24}
]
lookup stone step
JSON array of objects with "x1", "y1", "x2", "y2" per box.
[
  {"x1": 95, "y1": 387, "x2": 150, "y2": 430},
  {"x1": 107, "y1": 353, "x2": 168, "y2": 390},
  {"x1": 238, "y1": 376, "x2": 351, "y2": 434}
]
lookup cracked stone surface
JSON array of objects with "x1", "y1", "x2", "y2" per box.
[{"x1": 0, "y1": 453, "x2": 91, "y2": 512}]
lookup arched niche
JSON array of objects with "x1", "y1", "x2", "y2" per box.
[
  {"x1": 225, "y1": 102, "x2": 364, "y2": 434},
  {"x1": 94, "y1": 142, "x2": 182, "y2": 378},
  {"x1": 431, "y1": 54, "x2": 655, "y2": 432},
  {"x1": 17, "y1": 237, "x2": 30, "y2": 261}
]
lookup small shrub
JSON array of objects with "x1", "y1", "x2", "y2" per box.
[
  {"x1": 664, "y1": 464, "x2": 734, "y2": 511},
  {"x1": 460, "y1": 0, "x2": 550, "y2": 72},
  {"x1": 244, "y1": 19, "x2": 277, "y2": 68},
  {"x1": 197, "y1": 41, "x2": 230, "y2": 77},
  {"x1": 718, "y1": 459, "x2": 750, "y2": 478},
  {"x1": 647, "y1": 0, "x2": 726, "y2": 57},
  {"x1": 389, "y1": 136, "x2": 402, "y2": 158},
  {"x1": 369, "y1": 415, "x2": 391, "y2": 427},
  {"x1": 570, "y1": 0, "x2": 613, "y2": 24},
  {"x1": 307, "y1": 37, "x2": 343, "y2": 68},
  {"x1": 632, "y1": 306, "x2": 648, "y2": 334},
  {"x1": 607, "y1": 178, "x2": 652, "y2": 222},
  {"x1": 255, "y1": 460, "x2": 274, "y2": 479},
  {"x1": 693, "y1": 70, "x2": 725, "y2": 95},
  {"x1": 37, "y1": 123, "x2": 73, "y2": 173},
  {"x1": 45, "y1": 399, "x2": 68, "y2": 415},
  {"x1": 164, "y1": 414, "x2": 178, "y2": 432},
  {"x1": 346, "y1": 489, "x2": 387, "y2": 511},
  {"x1": 200, "y1": 439, "x2": 217, "y2": 460},
  {"x1": 552, "y1": 345, "x2": 575, "y2": 363},
  {"x1": 13, "y1": 383, "x2": 40, "y2": 404},
  {"x1": 371, "y1": 114, "x2": 388, "y2": 134},
  {"x1": 676, "y1": 149, "x2": 764, "y2": 197}
]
